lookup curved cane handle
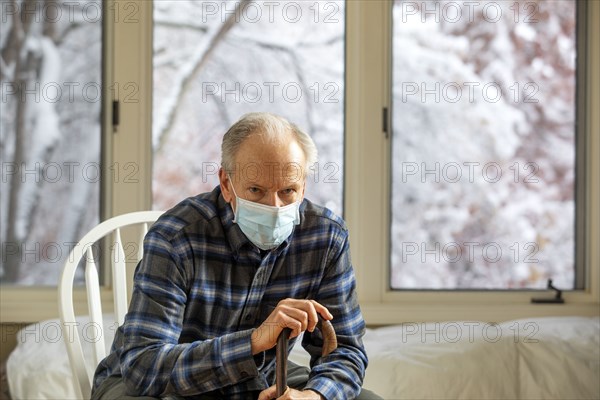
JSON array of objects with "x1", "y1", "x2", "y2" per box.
[
  {"x1": 317, "y1": 318, "x2": 337, "y2": 357},
  {"x1": 275, "y1": 316, "x2": 338, "y2": 397}
]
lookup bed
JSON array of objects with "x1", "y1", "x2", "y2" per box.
[{"x1": 5, "y1": 316, "x2": 599, "y2": 399}]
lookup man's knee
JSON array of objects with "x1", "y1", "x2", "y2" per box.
[
  {"x1": 92, "y1": 376, "x2": 160, "y2": 400},
  {"x1": 286, "y1": 361, "x2": 311, "y2": 390}
]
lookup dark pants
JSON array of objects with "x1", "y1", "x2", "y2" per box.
[{"x1": 92, "y1": 362, "x2": 383, "y2": 399}]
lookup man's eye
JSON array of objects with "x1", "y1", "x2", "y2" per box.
[
  {"x1": 281, "y1": 189, "x2": 294, "y2": 195},
  {"x1": 248, "y1": 187, "x2": 260, "y2": 194}
]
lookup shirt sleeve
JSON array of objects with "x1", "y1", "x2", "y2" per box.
[
  {"x1": 119, "y1": 230, "x2": 259, "y2": 397},
  {"x1": 302, "y1": 231, "x2": 369, "y2": 400}
]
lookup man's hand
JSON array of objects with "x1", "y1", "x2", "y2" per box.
[
  {"x1": 258, "y1": 386, "x2": 325, "y2": 400},
  {"x1": 251, "y1": 299, "x2": 332, "y2": 355}
]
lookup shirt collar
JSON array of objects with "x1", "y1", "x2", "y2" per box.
[{"x1": 216, "y1": 187, "x2": 248, "y2": 257}]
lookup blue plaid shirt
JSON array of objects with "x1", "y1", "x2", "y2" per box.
[{"x1": 92, "y1": 186, "x2": 368, "y2": 399}]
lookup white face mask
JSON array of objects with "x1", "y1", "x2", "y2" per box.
[{"x1": 228, "y1": 178, "x2": 301, "y2": 250}]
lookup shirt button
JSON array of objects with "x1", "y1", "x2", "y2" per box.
[
  {"x1": 245, "y1": 314, "x2": 252, "y2": 321},
  {"x1": 241, "y1": 371, "x2": 249, "y2": 378}
]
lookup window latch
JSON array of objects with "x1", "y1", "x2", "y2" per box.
[
  {"x1": 531, "y1": 279, "x2": 565, "y2": 304},
  {"x1": 382, "y1": 107, "x2": 389, "y2": 138},
  {"x1": 112, "y1": 100, "x2": 120, "y2": 131}
]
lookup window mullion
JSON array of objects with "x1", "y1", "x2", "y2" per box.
[{"x1": 345, "y1": 0, "x2": 391, "y2": 306}]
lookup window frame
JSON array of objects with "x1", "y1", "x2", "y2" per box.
[{"x1": 345, "y1": 0, "x2": 599, "y2": 324}]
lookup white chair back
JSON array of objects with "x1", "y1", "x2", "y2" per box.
[{"x1": 58, "y1": 211, "x2": 163, "y2": 398}]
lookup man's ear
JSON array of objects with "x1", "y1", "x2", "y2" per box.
[
  {"x1": 300, "y1": 180, "x2": 306, "y2": 202},
  {"x1": 219, "y1": 168, "x2": 233, "y2": 203}
]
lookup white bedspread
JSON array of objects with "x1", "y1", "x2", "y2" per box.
[
  {"x1": 291, "y1": 316, "x2": 600, "y2": 399},
  {"x1": 7, "y1": 316, "x2": 599, "y2": 399}
]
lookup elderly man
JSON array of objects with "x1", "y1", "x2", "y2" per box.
[{"x1": 92, "y1": 113, "x2": 380, "y2": 399}]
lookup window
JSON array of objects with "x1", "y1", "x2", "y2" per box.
[
  {"x1": 152, "y1": 0, "x2": 345, "y2": 215},
  {"x1": 345, "y1": 0, "x2": 597, "y2": 323},
  {"x1": 390, "y1": 0, "x2": 578, "y2": 290},
  {"x1": 1, "y1": 0, "x2": 103, "y2": 286}
]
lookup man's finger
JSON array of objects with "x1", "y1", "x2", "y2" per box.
[
  {"x1": 259, "y1": 385, "x2": 291, "y2": 400},
  {"x1": 276, "y1": 310, "x2": 304, "y2": 338},
  {"x1": 258, "y1": 385, "x2": 277, "y2": 400},
  {"x1": 278, "y1": 299, "x2": 331, "y2": 332},
  {"x1": 276, "y1": 305, "x2": 309, "y2": 333},
  {"x1": 310, "y1": 299, "x2": 333, "y2": 320}
]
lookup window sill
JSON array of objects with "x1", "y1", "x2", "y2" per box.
[
  {"x1": 361, "y1": 301, "x2": 600, "y2": 325},
  {"x1": 0, "y1": 288, "x2": 114, "y2": 323}
]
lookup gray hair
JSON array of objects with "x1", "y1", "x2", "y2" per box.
[{"x1": 221, "y1": 112, "x2": 318, "y2": 174}]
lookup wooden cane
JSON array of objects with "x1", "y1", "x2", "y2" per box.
[{"x1": 275, "y1": 317, "x2": 338, "y2": 397}]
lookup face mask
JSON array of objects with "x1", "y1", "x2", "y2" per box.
[{"x1": 228, "y1": 178, "x2": 301, "y2": 250}]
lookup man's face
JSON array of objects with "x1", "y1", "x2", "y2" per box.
[{"x1": 219, "y1": 132, "x2": 307, "y2": 209}]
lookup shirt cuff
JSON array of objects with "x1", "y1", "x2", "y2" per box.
[
  {"x1": 217, "y1": 329, "x2": 259, "y2": 385},
  {"x1": 304, "y1": 378, "x2": 340, "y2": 400}
]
